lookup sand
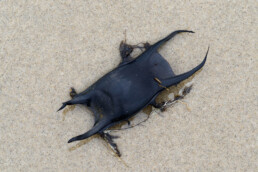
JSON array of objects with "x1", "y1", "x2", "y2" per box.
[{"x1": 0, "y1": 0, "x2": 257, "y2": 171}]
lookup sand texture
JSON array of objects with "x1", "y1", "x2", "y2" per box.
[{"x1": 0, "y1": 0, "x2": 257, "y2": 171}]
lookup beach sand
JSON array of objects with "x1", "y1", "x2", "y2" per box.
[{"x1": 0, "y1": 0, "x2": 257, "y2": 171}]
